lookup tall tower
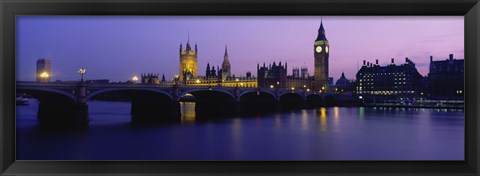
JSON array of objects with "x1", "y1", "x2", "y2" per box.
[
  {"x1": 314, "y1": 20, "x2": 329, "y2": 92},
  {"x1": 222, "y1": 45, "x2": 231, "y2": 79},
  {"x1": 36, "y1": 58, "x2": 51, "y2": 82},
  {"x1": 179, "y1": 36, "x2": 198, "y2": 83}
]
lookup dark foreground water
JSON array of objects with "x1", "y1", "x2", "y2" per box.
[{"x1": 16, "y1": 100, "x2": 464, "y2": 160}]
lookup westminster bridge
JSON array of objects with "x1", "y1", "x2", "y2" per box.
[{"x1": 16, "y1": 81, "x2": 336, "y2": 126}]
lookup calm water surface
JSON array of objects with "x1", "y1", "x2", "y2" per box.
[{"x1": 16, "y1": 100, "x2": 464, "y2": 160}]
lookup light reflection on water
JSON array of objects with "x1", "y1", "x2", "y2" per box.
[{"x1": 16, "y1": 100, "x2": 464, "y2": 160}]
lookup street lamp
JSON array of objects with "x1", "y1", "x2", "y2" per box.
[
  {"x1": 132, "y1": 76, "x2": 138, "y2": 84},
  {"x1": 40, "y1": 72, "x2": 49, "y2": 78},
  {"x1": 78, "y1": 68, "x2": 86, "y2": 83},
  {"x1": 270, "y1": 85, "x2": 274, "y2": 89},
  {"x1": 174, "y1": 74, "x2": 179, "y2": 86},
  {"x1": 39, "y1": 71, "x2": 50, "y2": 82}
]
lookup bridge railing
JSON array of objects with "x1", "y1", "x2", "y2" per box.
[
  {"x1": 16, "y1": 81, "x2": 327, "y2": 95},
  {"x1": 16, "y1": 81, "x2": 79, "y2": 87}
]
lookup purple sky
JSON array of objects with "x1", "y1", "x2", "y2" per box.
[{"x1": 17, "y1": 16, "x2": 464, "y2": 82}]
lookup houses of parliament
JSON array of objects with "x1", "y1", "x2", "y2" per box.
[{"x1": 142, "y1": 21, "x2": 331, "y2": 92}]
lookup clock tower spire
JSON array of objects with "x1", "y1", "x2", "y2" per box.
[{"x1": 314, "y1": 20, "x2": 330, "y2": 92}]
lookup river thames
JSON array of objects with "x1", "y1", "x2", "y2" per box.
[{"x1": 16, "y1": 100, "x2": 464, "y2": 160}]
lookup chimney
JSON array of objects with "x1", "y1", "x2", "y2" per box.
[
  {"x1": 363, "y1": 60, "x2": 366, "y2": 66},
  {"x1": 391, "y1": 58, "x2": 394, "y2": 64},
  {"x1": 375, "y1": 59, "x2": 379, "y2": 65},
  {"x1": 405, "y1": 57, "x2": 409, "y2": 62},
  {"x1": 367, "y1": 62, "x2": 370, "y2": 67},
  {"x1": 449, "y1": 54, "x2": 454, "y2": 60},
  {"x1": 430, "y1": 56, "x2": 433, "y2": 62}
]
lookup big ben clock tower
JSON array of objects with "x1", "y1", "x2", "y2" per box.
[{"x1": 314, "y1": 20, "x2": 329, "y2": 92}]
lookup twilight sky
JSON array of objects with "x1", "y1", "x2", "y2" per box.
[{"x1": 17, "y1": 16, "x2": 464, "y2": 82}]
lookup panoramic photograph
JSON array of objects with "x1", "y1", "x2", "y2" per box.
[{"x1": 15, "y1": 16, "x2": 464, "y2": 160}]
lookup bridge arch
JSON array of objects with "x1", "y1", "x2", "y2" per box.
[
  {"x1": 278, "y1": 91, "x2": 304, "y2": 98},
  {"x1": 306, "y1": 93, "x2": 323, "y2": 108},
  {"x1": 324, "y1": 94, "x2": 337, "y2": 106},
  {"x1": 86, "y1": 88, "x2": 173, "y2": 101},
  {"x1": 179, "y1": 88, "x2": 235, "y2": 101},
  {"x1": 179, "y1": 88, "x2": 236, "y2": 118},
  {"x1": 238, "y1": 89, "x2": 276, "y2": 100},
  {"x1": 238, "y1": 89, "x2": 277, "y2": 115},
  {"x1": 278, "y1": 92, "x2": 305, "y2": 110},
  {"x1": 17, "y1": 87, "x2": 77, "y2": 103}
]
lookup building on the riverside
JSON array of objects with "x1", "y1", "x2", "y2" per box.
[
  {"x1": 334, "y1": 72, "x2": 355, "y2": 93},
  {"x1": 314, "y1": 20, "x2": 330, "y2": 92},
  {"x1": 355, "y1": 57, "x2": 424, "y2": 97},
  {"x1": 427, "y1": 54, "x2": 464, "y2": 96},
  {"x1": 36, "y1": 58, "x2": 51, "y2": 82},
  {"x1": 179, "y1": 37, "x2": 198, "y2": 83},
  {"x1": 141, "y1": 73, "x2": 160, "y2": 84},
  {"x1": 221, "y1": 45, "x2": 231, "y2": 80},
  {"x1": 257, "y1": 61, "x2": 315, "y2": 91}
]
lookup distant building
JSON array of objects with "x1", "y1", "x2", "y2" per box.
[
  {"x1": 179, "y1": 38, "x2": 198, "y2": 83},
  {"x1": 292, "y1": 67, "x2": 300, "y2": 78},
  {"x1": 221, "y1": 45, "x2": 231, "y2": 80},
  {"x1": 335, "y1": 72, "x2": 349, "y2": 87},
  {"x1": 246, "y1": 71, "x2": 252, "y2": 79},
  {"x1": 314, "y1": 20, "x2": 330, "y2": 91},
  {"x1": 257, "y1": 62, "x2": 288, "y2": 88},
  {"x1": 257, "y1": 61, "x2": 314, "y2": 91},
  {"x1": 141, "y1": 73, "x2": 160, "y2": 84},
  {"x1": 428, "y1": 54, "x2": 464, "y2": 96},
  {"x1": 356, "y1": 58, "x2": 424, "y2": 96},
  {"x1": 328, "y1": 77, "x2": 334, "y2": 87},
  {"x1": 335, "y1": 72, "x2": 354, "y2": 92},
  {"x1": 36, "y1": 58, "x2": 51, "y2": 82},
  {"x1": 335, "y1": 72, "x2": 350, "y2": 89},
  {"x1": 301, "y1": 67, "x2": 309, "y2": 78}
]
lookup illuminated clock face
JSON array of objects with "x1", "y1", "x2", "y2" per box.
[
  {"x1": 316, "y1": 46, "x2": 322, "y2": 53},
  {"x1": 326, "y1": 46, "x2": 329, "y2": 53}
]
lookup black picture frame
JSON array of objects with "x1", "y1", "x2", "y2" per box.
[{"x1": 1, "y1": 0, "x2": 479, "y2": 175}]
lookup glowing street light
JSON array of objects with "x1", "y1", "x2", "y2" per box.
[
  {"x1": 78, "y1": 67, "x2": 86, "y2": 83},
  {"x1": 291, "y1": 87, "x2": 295, "y2": 90},
  {"x1": 132, "y1": 76, "x2": 138, "y2": 83},
  {"x1": 270, "y1": 85, "x2": 274, "y2": 89},
  {"x1": 39, "y1": 72, "x2": 49, "y2": 78},
  {"x1": 173, "y1": 74, "x2": 179, "y2": 85}
]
